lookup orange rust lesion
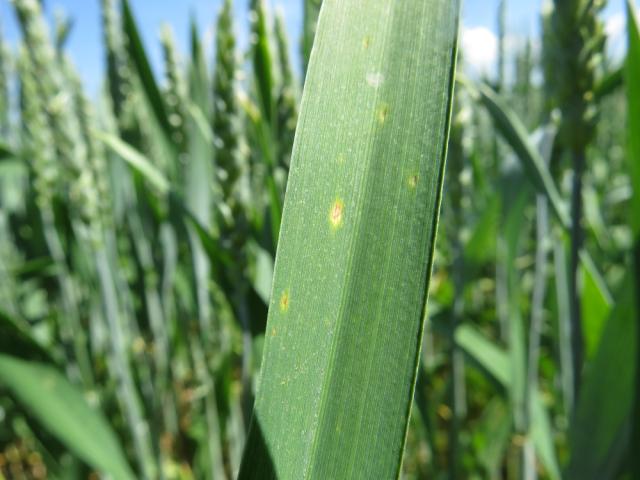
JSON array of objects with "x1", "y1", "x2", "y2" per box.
[
  {"x1": 329, "y1": 199, "x2": 344, "y2": 229},
  {"x1": 376, "y1": 103, "x2": 390, "y2": 125},
  {"x1": 408, "y1": 174, "x2": 419, "y2": 189},
  {"x1": 279, "y1": 290, "x2": 290, "y2": 312}
]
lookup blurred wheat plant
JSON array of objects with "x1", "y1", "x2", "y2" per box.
[
  {"x1": 0, "y1": 25, "x2": 10, "y2": 138},
  {"x1": 2, "y1": 0, "x2": 639, "y2": 478},
  {"x1": 542, "y1": 0, "x2": 607, "y2": 400}
]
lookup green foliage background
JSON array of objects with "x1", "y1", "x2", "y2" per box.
[{"x1": 0, "y1": 0, "x2": 638, "y2": 479}]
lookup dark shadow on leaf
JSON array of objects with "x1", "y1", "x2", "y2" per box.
[{"x1": 237, "y1": 415, "x2": 277, "y2": 479}]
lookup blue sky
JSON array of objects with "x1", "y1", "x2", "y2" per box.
[{"x1": 0, "y1": 0, "x2": 637, "y2": 93}]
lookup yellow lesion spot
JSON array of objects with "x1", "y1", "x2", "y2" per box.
[
  {"x1": 408, "y1": 174, "x2": 419, "y2": 189},
  {"x1": 270, "y1": 327, "x2": 277, "y2": 337},
  {"x1": 362, "y1": 36, "x2": 371, "y2": 49},
  {"x1": 279, "y1": 290, "x2": 290, "y2": 312},
  {"x1": 329, "y1": 198, "x2": 345, "y2": 229},
  {"x1": 337, "y1": 153, "x2": 346, "y2": 164},
  {"x1": 376, "y1": 103, "x2": 389, "y2": 125}
]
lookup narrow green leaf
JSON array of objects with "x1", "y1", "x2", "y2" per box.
[
  {"x1": 567, "y1": 278, "x2": 637, "y2": 480},
  {"x1": 0, "y1": 140, "x2": 15, "y2": 161},
  {"x1": 0, "y1": 355, "x2": 135, "y2": 480},
  {"x1": 627, "y1": 0, "x2": 640, "y2": 237},
  {"x1": 120, "y1": 0, "x2": 173, "y2": 139},
  {"x1": 173, "y1": 197, "x2": 234, "y2": 268},
  {"x1": 274, "y1": 8, "x2": 299, "y2": 168},
  {"x1": 626, "y1": 1, "x2": 640, "y2": 473},
  {"x1": 455, "y1": 325, "x2": 509, "y2": 386},
  {"x1": 92, "y1": 134, "x2": 237, "y2": 293},
  {"x1": 247, "y1": 239, "x2": 274, "y2": 305},
  {"x1": 96, "y1": 131, "x2": 170, "y2": 194},
  {"x1": 465, "y1": 80, "x2": 568, "y2": 226},
  {"x1": 189, "y1": 17, "x2": 210, "y2": 118},
  {"x1": 464, "y1": 194, "x2": 500, "y2": 265},
  {"x1": 468, "y1": 80, "x2": 612, "y2": 303},
  {"x1": 455, "y1": 325, "x2": 561, "y2": 480},
  {"x1": 0, "y1": 310, "x2": 54, "y2": 363},
  {"x1": 238, "y1": 1, "x2": 460, "y2": 477},
  {"x1": 581, "y1": 257, "x2": 612, "y2": 358},
  {"x1": 249, "y1": 0, "x2": 275, "y2": 124},
  {"x1": 594, "y1": 65, "x2": 623, "y2": 101},
  {"x1": 554, "y1": 237, "x2": 574, "y2": 416},
  {"x1": 185, "y1": 77, "x2": 213, "y2": 227},
  {"x1": 186, "y1": 103, "x2": 214, "y2": 146},
  {"x1": 531, "y1": 393, "x2": 560, "y2": 480},
  {"x1": 302, "y1": 0, "x2": 322, "y2": 76},
  {"x1": 473, "y1": 398, "x2": 512, "y2": 478},
  {"x1": 239, "y1": 94, "x2": 283, "y2": 248},
  {"x1": 184, "y1": 26, "x2": 226, "y2": 478},
  {"x1": 504, "y1": 186, "x2": 529, "y2": 432}
]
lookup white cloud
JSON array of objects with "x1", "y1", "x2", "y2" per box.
[
  {"x1": 461, "y1": 26, "x2": 498, "y2": 78},
  {"x1": 605, "y1": 12, "x2": 626, "y2": 62},
  {"x1": 606, "y1": 11, "x2": 626, "y2": 37},
  {"x1": 604, "y1": 4, "x2": 640, "y2": 63}
]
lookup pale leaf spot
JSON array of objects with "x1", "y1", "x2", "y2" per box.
[{"x1": 366, "y1": 72, "x2": 384, "y2": 88}]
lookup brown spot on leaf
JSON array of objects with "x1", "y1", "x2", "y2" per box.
[
  {"x1": 408, "y1": 174, "x2": 418, "y2": 189},
  {"x1": 376, "y1": 103, "x2": 389, "y2": 125}
]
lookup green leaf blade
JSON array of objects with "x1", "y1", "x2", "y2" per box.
[
  {"x1": 239, "y1": 1, "x2": 460, "y2": 478},
  {"x1": 121, "y1": 0, "x2": 173, "y2": 140},
  {"x1": 0, "y1": 355, "x2": 135, "y2": 480},
  {"x1": 567, "y1": 279, "x2": 637, "y2": 480},
  {"x1": 96, "y1": 131, "x2": 170, "y2": 194},
  {"x1": 627, "y1": 0, "x2": 640, "y2": 237}
]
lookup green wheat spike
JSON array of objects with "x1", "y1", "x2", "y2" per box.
[
  {"x1": 542, "y1": 0, "x2": 607, "y2": 400},
  {"x1": 65, "y1": 59, "x2": 113, "y2": 233},
  {"x1": 100, "y1": 0, "x2": 133, "y2": 127},
  {"x1": 17, "y1": 47, "x2": 57, "y2": 212},
  {"x1": 0, "y1": 25, "x2": 10, "y2": 137},
  {"x1": 274, "y1": 8, "x2": 299, "y2": 170},
  {"x1": 543, "y1": 0, "x2": 606, "y2": 156},
  {"x1": 212, "y1": 0, "x2": 249, "y2": 244},
  {"x1": 12, "y1": 0, "x2": 99, "y2": 234},
  {"x1": 160, "y1": 24, "x2": 187, "y2": 151},
  {"x1": 17, "y1": 45, "x2": 94, "y2": 388}
]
